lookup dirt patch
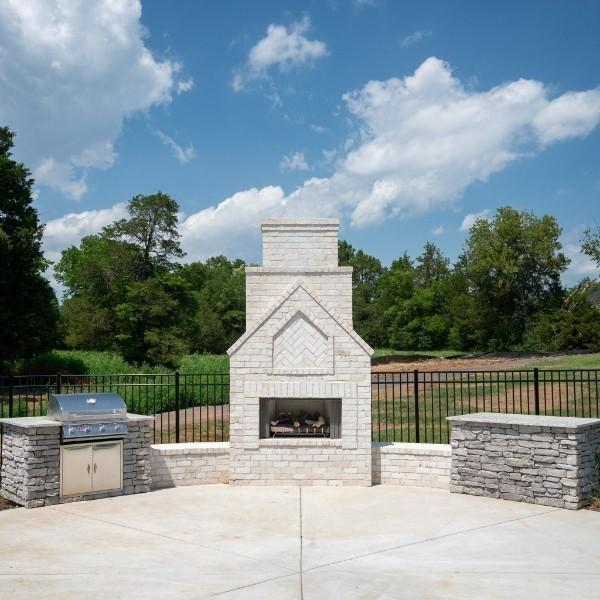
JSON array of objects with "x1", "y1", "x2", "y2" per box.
[{"x1": 371, "y1": 355, "x2": 541, "y2": 372}]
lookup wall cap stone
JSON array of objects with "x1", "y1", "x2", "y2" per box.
[
  {"x1": 372, "y1": 442, "x2": 452, "y2": 456},
  {"x1": 152, "y1": 442, "x2": 230, "y2": 453},
  {"x1": 447, "y1": 412, "x2": 600, "y2": 430},
  {"x1": 0, "y1": 416, "x2": 60, "y2": 429}
]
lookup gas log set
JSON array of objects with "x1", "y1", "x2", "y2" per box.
[{"x1": 270, "y1": 411, "x2": 330, "y2": 437}]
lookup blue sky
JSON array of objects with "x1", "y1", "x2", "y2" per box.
[{"x1": 1, "y1": 0, "x2": 599, "y2": 284}]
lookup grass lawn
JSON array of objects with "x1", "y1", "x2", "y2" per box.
[
  {"x1": 11, "y1": 350, "x2": 229, "y2": 375},
  {"x1": 527, "y1": 353, "x2": 600, "y2": 370}
]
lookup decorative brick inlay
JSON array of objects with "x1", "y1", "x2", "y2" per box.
[
  {"x1": 448, "y1": 413, "x2": 600, "y2": 509},
  {"x1": 272, "y1": 312, "x2": 332, "y2": 375}
]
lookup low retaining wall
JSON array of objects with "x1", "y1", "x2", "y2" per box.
[
  {"x1": 150, "y1": 441, "x2": 451, "y2": 488},
  {"x1": 151, "y1": 442, "x2": 230, "y2": 489},
  {"x1": 372, "y1": 442, "x2": 451, "y2": 488},
  {"x1": 448, "y1": 413, "x2": 600, "y2": 509}
]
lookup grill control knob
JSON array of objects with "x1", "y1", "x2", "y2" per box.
[
  {"x1": 114, "y1": 423, "x2": 120, "y2": 431},
  {"x1": 68, "y1": 426, "x2": 75, "y2": 435},
  {"x1": 99, "y1": 425, "x2": 105, "y2": 433},
  {"x1": 84, "y1": 426, "x2": 91, "y2": 433}
]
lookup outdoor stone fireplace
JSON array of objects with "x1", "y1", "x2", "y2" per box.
[{"x1": 227, "y1": 219, "x2": 373, "y2": 485}]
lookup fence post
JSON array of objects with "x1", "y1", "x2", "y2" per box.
[
  {"x1": 533, "y1": 367, "x2": 540, "y2": 415},
  {"x1": 413, "y1": 369, "x2": 420, "y2": 443},
  {"x1": 56, "y1": 373, "x2": 62, "y2": 395},
  {"x1": 8, "y1": 374, "x2": 14, "y2": 418},
  {"x1": 175, "y1": 371, "x2": 180, "y2": 443}
]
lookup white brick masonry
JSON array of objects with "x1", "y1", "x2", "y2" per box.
[
  {"x1": 227, "y1": 219, "x2": 374, "y2": 486},
  {"x1": 372, "y1": 443, "x2": 451, "y2": 489},
  {"x1": 151, "y1": 442, "x2": 229, "y2": 489},
  {"x1": 149, "y1": 442, "x2": 451, "y2": 489}
]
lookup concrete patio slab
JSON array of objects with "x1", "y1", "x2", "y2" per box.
[{"x1": 0, "y1": 485, "x2": 598, "y2": 599}]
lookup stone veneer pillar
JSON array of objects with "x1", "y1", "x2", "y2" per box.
[{"x1": 448, "y1": 412, "x2": 600, "y2": 509}]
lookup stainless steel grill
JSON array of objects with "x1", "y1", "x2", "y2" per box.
[{"x1": 47, "y1": 392, "x2": 127, "y2": 441}]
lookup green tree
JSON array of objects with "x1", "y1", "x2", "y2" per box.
[
  {"x1": 55, "y1": 235, "x2": 142, "y2": 349},
  {"x1": 582, "y1": 226, "x2": 600, "y2": 268},
  {"x1": 56, "y1": 193, "x2": 197, "y2": 364},
  {"x1": 103, "y1": 192, "x2": 183, "y2": 279},
  {"x1": 461, "y1": 206, "x2": 568, "y2": 349},
  {"x1": 179, "y1": 256, "x2": 246, "y2": 353},
  {"x1": 338, "y1": 240, "x2": 385, "y2": 346},
  {"x1": 383, "y1": 245, "x2": 452, "y2": 350},
  {"x1": 0, "y1": 126, "x2": 58, "y2": 361},
  {"x1": 415, "y1": 242, "x2": 450, "y2": 288},
  {"x1": 524, "y1": 280, "x2": 600, "y2": 351},
  {"x1": 115, "y1": 273, "x2": 197, "y2": 366}
]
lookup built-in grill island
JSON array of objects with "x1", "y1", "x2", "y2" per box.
[{"x1": 0, "y1": 393, "x2": 153, "y2": 508}]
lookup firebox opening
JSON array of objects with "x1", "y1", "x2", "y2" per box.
[{"x1": 259, "y1": 398, "x2": 342, "y2": 439}]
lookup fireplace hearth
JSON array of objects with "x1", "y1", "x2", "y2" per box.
[{"x1": 260, "y1": 398, "x2": 341, "y2": 439}]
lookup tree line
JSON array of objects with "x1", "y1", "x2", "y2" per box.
[{"x1": 2, "y1": 125, "x2": 600, "y2": 367}]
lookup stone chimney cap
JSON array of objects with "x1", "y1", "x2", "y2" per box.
[
  {"x1": 261, "y1": 218, "x2": 340, "y2": 268},
  {"x1": 261, "y1": 218, "x2": 339, "y2": 228}
]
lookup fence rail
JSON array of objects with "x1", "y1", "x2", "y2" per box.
[
  {"x1": 371, "y1": 368, "x2": 600, "y2": 444},
  {"x1": 0, "y1": 373, "x2": 229, "y2": 444},
  {"x1": 1, "y1": 369, "x2": 599, "y2": 445}
]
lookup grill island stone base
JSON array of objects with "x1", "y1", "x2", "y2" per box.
[
  {"x1": 0, "y1": 414, "x2": 153, "y2": 508},
  {"x1": 448, "y1": 413, "x2": 600, "y2": 509}
]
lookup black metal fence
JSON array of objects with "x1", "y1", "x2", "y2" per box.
[
  {"x1": 372, "y1": 368, "x2": 600, "y2": 444},
  {"x1": 0, "y1": 373, "x2": 229, "y2": 444},
  {"x1": 1, "y1": 369, "x2": 599, "y2": 445}
]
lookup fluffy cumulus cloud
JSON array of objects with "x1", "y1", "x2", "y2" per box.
[
  {"x1": 0, "y1": 0, "x2": 191, "y2": 200},
  {"x1": 232, "y1": 17, "x2": 328, "y2": 91},
  {"x1": 43, "y1": 204, "x2": 128, "y2": 264},
  {"x1": 44, "y1": 57, "x2": 600, "y2": 264},
  {"x1": 280, "y1": 151, "x2": 309, "y2": 172}
]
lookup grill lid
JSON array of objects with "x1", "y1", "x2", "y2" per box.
[{"x1": 47, "y1": 392, "x2": 127, "y2": 423}]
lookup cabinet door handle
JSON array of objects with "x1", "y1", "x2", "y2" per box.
[
  {"x1": 87, "y1": 464, "x2": 91, "y2": 474},
  {"x1": 94, "y1": 463, "x2": 97, "y2": 473}
]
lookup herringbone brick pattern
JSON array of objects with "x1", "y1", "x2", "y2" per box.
[{"x1": 273, "y1": 313, "x2": 329, "y2": 370}]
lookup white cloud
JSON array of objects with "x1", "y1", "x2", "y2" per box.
[
  {"x1": 43, "y1": 203, "x2": 128, "y2": 263},
  {"x1": 44, "y1": 57, "x2": 600, "y2": 265},
  {"x1": 400, "y1": 30, "x2": 432, "y2": 48},
  {"x1": 233, "y1": 17, "x2": 328, "y2": 91},
  {"x1": 533, "y1": 90, "x2": 600, "y2": 145},
  {"x1": 0, "y1": 0, "x2": 191, "y2": 200},
  {"x1": 459, "y1": 210, "x2": 491, "y2": 232},
  {"x1": 280, "y1": 151, "x2": 309, "y2": 172},
  {"x1": 431, "y1": 225, "x2": 445, "y2": 236},
  {"x1": 153, "y1": 130, "x2": 196, "y2": 164},
  {"x1": 176, "y1": 77, "x2": 194, "y2": 94}
]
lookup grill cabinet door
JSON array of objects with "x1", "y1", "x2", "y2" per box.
[
  {"x1": 60, "y1": 444, "x2": 93, "y2": 496},
  {"x1": 91, "y1": 441, "x2": 123, "y2": 492}
]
